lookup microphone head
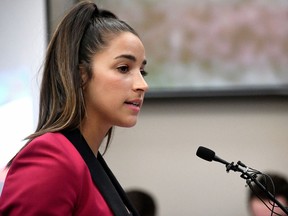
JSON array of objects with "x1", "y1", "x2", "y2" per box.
[{"x1": 196, "y1": 146, "x2": 215, "y2": 162}]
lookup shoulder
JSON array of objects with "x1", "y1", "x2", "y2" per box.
[
  {"x1": 28, "y1": 132, "x2": 77, "y2": 154},
  {"x1": 26, "y1": 132, "x2": 83, "y2": 165},
  {"x1": 10, "y1": 132, "x2": 87, "y2": 179},
  {"x1": 0, "y1": 132, "x2": 90, "y2": 215}
]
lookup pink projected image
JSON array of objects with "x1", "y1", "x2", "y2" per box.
[{"x1": 100, "y1": 0, "x2": 288, "y2": 95}]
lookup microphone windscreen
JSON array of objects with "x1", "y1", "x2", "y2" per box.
[{"x1": 196, "y1": 146, "x2": 215, "y2": 162}]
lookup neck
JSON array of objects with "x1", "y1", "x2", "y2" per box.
[{"x1": 80, "y1": 121, "x2": 111, "y2": 155}]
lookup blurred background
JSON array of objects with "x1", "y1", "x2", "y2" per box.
[{"x1": 1, "y1": 0, "x2": 288, "y2": 215}]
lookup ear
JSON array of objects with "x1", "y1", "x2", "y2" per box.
[{"x1": 79, "y1": 64, "x2": 88, "y2": 88}]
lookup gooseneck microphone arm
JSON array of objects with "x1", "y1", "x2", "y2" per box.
[{"x1": 196, "y1": 146, "x2": 288, "y2": 215}]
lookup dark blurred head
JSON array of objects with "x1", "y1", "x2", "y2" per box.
[
  {"x1": 248, "y1": 172, "x2": 288, "y2": 216},
  {"x1": 126, "y1": 189, "x2": 157, "y2": 216},
  {"x1": 248, "y1": 173, "x2": 288, "y2": 202}
]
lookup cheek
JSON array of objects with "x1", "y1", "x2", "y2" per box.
[
  {"x1": 98, "y1": 74, "x2": 131, "y2": 96},
  {"x1": 250, "y1": 200, "x2": 274, "y2": 216},
  {"x1": 85, "y1": 75, "x2": 129, "y2": 106}
]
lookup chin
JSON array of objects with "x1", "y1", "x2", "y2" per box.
[
  {"x1": 125, "y1": 122, "x2": 137, "y2": 128},
  {"x1": 119, "y1": 120, "x2": 138, "y2": 128}
]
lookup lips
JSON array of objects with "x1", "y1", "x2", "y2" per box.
[
  {"x1": 125, "y1": 99, "x2": 142, "y2": 108},
  {"x1": 125, "y1": 101, "x2": 140, "y2": 107}
]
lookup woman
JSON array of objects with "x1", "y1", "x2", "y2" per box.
[{"x1": 0, "y1": 1, "x2": 148, "y2": 215}]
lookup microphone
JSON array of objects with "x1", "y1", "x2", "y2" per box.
[
  {"x1": 196, "y1": 146, "x2": 229, "y2": 165},
  {"x1": 196, "y1": 146, "x2": 260, "y2": 175},
  {"x1": 196, "y1": 146, "x2": 288, "y2": 215}
]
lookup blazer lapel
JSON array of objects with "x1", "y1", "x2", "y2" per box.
[
  {"x1": 62, "y1": 129, "x2": 139, "y2": 216},
  {"x1": 97, "y1": 154, "x2": 139, "y2": 216}
]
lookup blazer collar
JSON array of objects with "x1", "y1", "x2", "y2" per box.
[{"x1": 62, "y1": 129, "x2": 139, "y2": 216}]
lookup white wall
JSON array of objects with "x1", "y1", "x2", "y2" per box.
[
  {"x1": 105, "y1": 98, "x2": 288, "y2": 216},
  {"x1": 0, "y1": 0, "x2": 46, "y2": 172}
]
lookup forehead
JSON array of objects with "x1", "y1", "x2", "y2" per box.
[{"x1": 103, "y1": 32, "x2": 145, "y2": 56}]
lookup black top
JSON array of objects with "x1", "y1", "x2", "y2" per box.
[{"x1": 62, "y1": 129, "x2": 139, "y2": 216}]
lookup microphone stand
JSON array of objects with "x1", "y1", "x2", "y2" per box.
[{"x1": 226, "y1": 161, "x2": 288, "y2": 215}]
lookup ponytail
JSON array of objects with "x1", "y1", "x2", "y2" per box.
[{"x1": 7, "y1": 1, "x2": 139, "y2": 166}]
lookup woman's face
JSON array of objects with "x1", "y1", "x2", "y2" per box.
[
  {"x1": 250, "y1": 196, "x2": 288, "y2": 216},
  {"x1": 83, "y1": 32, "x2": 148, "y2": 129}
]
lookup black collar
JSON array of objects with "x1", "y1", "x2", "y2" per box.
[{"x1": 62, "y1": 129, "x2": 139, "y2": 216}]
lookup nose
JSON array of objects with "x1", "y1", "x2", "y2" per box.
[{"x1": 133, "y1": 72, "x2": 149, "y2": 93}]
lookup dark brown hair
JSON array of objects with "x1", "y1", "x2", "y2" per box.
[
  {"x1": 248, "y1": 173, "x2": 288, "y2": 202},
  {"x1": 8, "y1": 1, "x2": 139, "y2": 166}
]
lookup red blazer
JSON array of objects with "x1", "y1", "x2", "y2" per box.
[{"x1": 0, "y1": 131, "x2": 135, "y2": 216}]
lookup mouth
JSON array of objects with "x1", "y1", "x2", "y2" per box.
[
  {"x1": 125, "y1": 101, "x2": 140, "y2": 107},
  {"x1": 124, "y1": 99, "x2": 142, "y2": 108}
]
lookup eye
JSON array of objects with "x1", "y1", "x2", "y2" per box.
[
  {"x1": 141, "y1": 69, "x2": 148, "y2": 77},
  {"x1": 117, "y1": 65, "x2": 129, "y2": 73}
]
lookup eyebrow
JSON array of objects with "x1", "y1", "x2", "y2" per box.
[{"x1": 115, "y1": 54, "x2": 147, "y2": 65}]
